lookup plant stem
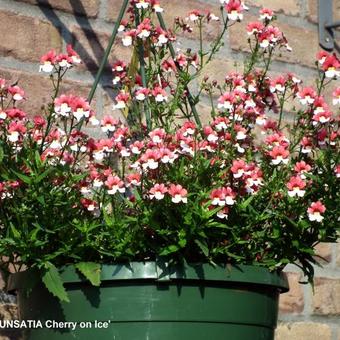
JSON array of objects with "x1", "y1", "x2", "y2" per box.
[
  {"x1": 135, "y1": 9, "x2": 152, "y2": 131},
  {"x1": 157, "y1": 12, "x2": 202, "y2": 128},
  {"x1": 199, "y1": 19, "x2": 204, "y2": 68},
  {"x1": 87, "y1": 0, "x2": 130, "y2": 105},
  {"x1": 278, "y1": 88, "x2": 287, "y2": 129}
]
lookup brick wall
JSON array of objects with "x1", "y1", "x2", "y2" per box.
[{"x1": 0, "y1": 0, "x2": 339, "y2": 339}]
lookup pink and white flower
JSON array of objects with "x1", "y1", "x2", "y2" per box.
[
  {"x1": 8, "y1": 86, "x2": 25, "y2": 101},
  {"x1": 270, "y1": 76, "x2": 286, "y2": 93},
  {"x1": 154, "y1": 27, "x2": 169, "y2": 46},
  {"x1": 101, "y1": 116, "x2": 119, "y2": 133},
  {"x1": 71, "y1": 97, "x2": 91, "y2": 121},
  {"x1": 218, "y1": 92, "x2": 235, "y2": 110},
  {"x1": 269, "y1": 146, "x2": 289, "y2": 165},
  {"x1": 66, "y1": 44, "x2": 82, "y2": 64},
  {"x1": 187, "y1": 10, "x2": 202, "y2": 22},
  {"x1": 210, "y1": 188, "x2": 227, "y2": 207},
  {"x1": 112, "y1": 60, "x2": 127, "y2": 73},
  {"x1": 7, "y1": 121, "x2": 26, "y2": 143},
  {"x1": 140, "y1": 149, "x2": 160, "y2": 170},
  {"x1": 225, "y1": 0, "x2": 246, "y2": 21},
  {"x1": 122, "y1": 30, "x2": 136, "y2": 47},
  {"x1": 234, "y1": 124, "x2": 247, "y2": 140},
  {"x1": 335, "y1": 165, "x2": 340, "y2": 178},
  {"x1": 247, "y1": 21, "x2": 264, "y2": 35},
  {"x1": 259, "y1": 8, "x2": 274, "y2": 21},
  {"x1": 322, "y1": 54, "x2": 340, "y2": 78},
  {"x1": 168, "y1": 184, "x2": 188, "y2": 204},
  {"x1": 312, "y1": 110, "x2": 332, "y2": 125},
  {"x1": 286, "y1": 176, "x2": 306, "y2": 197},
  {"x1": 105, "y1": 175, "x2": 125, "y2": 195},
  {"x1": 216, "y1": 206, "x2": 229, "y2": 219},
  {"x1": 149, "y1": 128, "x2": 166, "y2": 144},
  {"x1": 297, "y1": 87, "x2": 317, "y2": 105},
  {"x1": 316, "y1": 51, "x2": 329, "y2": 65},
  {"x1": 300, "y1": 137, "x2": 313, "y2": 154},
  {"x1": 212, "y1": 117, "x2": 229, "y2": 131},
  {"x1": 203, "y1": 126, "x2": 219, "y2": 143},
  {"x1": 181, "y1": 121, "x2": 196, "y2": 136},
  {"x1": 152, "y1": 86, "x2": 168, "y2": 102},
  {"x1": 231, "y1": 159, "x2": 247, "y2": 178},
  {"x1": 56, "y1": 54, "x2": 73, "y2": 68},
  {"x1": 130, "y1": 141, "x2": 144, "y2": 155},
  {"x1": 126, "y1": 173, "x2": 141, "y2": 187},
  {"x1": 113, "y1": 91, "x2": 130, "y2": 109},
  {"x1": 0, "y1": 110, "x2": 7, "y2": 120},
  {"x1": 159, "y1": 148, "x2": 177, "y2": 164},
  {"x1": 307, "y1": 201, "x2": 326, "y2": 222},
  {"x1": 294, "y1": 161, "x2": 312, "y2": 179},
  {"x1": 118, "y1": 20, "x2": 128, "y2": 32},
  {"x1": 6, "y1": 108, "x2": 27, "y2": 120},
  {"x1": 210, "y1": 187, "x2": 236, "y2": 206},
  {"x1": 40, "y1": 49, "x2": 56, "y2": 72},
  {"x1": 135, "y1": 88, "x2": 150, "y2": 101},
  {"x1": 207, "y1": 12, "x2": 220, "y2": 22},
  {"x1": 81, "y1": 198, "x2": 98, "y2": 212},
  {"x1": 135, "y1": 0, "x2": 150, "y2": 9},
  {"x1": 54, "y1": 95, "x2": 73, "y2": 117},
  {"x1": 149, "y1": 183, "x2": 167, "y2": 200},
  {"x1": 258, "y1": 26, "x2": 283, "y2": 48},
  {"x1": 151, "y1": 0, "x2": 163, "y2": 12},
  {"x1": 137, "y1": 19, "x2": 152, "y2": 39},
  {"x1": 332, "y1": 87, "x2": 340, "y2": 105}
]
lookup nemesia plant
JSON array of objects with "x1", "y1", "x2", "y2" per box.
[{"x1": 0, "y1": 0, "x2": 339, "y2": 301}]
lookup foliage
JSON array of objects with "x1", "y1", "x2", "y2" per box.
[{"x1": 0, "y1": 0, "x2": 339, "y2": 299}]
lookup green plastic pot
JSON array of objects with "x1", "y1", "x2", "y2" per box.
[{"x1": 8, "y1": 262, "x2": 288, "y2": 340}]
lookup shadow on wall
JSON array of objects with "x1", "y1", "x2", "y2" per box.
[{"x1": 36, "y1": 0, "x2": 116, "y2": 100}]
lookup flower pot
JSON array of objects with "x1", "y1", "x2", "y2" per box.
[{"x1": 8, "y1": 262, "x2": 288, "y2": 340}]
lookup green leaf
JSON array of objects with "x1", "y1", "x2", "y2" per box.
[
  {"x1": 75, "y1": 262, "x2": 101, "y2": 286},
  {"x1": 12, "y1": 170, "x2": 32, "y2": 184},
  {"x1": 42, "y1": 263, "x2": 69, "y2": 302},
  {"x1": 195, "y1": 239, "x2": 209, "y2": 257},
  {"x1": 34, "y1": 151, "x2": 43, "y2": 168},
  {"x1": 10, "y1": 222, "x2": 21, "y2": 238},
  {"x1": 34, "y1": 168, "x2": 53, "y2": 184},
  {"x1": 159, "y1": 245, "x2": 179, "y2": 256},
  {"x1": 239, "y1": 195, "x2": 255, "y2": 211},
  {"x1": 0, "y1": 146, "x2": 4, "y2": 163}
]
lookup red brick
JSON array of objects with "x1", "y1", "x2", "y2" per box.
[
  {"x1": 106, "y1": 0, "x2": 220, "y2": 40},
  {"x1": 307, "y1": 0, "x2": 317, "y2": 23},
  {"x1": 279, "y1": 272, "x2": 304, "y2": 313},
  {"x1": 247, "y1": 0, "x2": 300, "y2": 17},
  {"x1": 14, "y1": 0, "x2": 99, "y2": 18},
  {"x1": 314, "y1": 243, "x2": 332, "y2": 264},
  {"x1": 337, "y1": 242, "x2": 340, "y2": 268},
  {"x1": 276, "y1": 322, "x2": 332, "y2": 340},
  {"x1": 71, "y1": 26, "x2": 132, "y2": 72},
  {"x1": 230, "y1": 15, "x2": 319, "y2": 68},
  {"x1": 0, "y1": 10, "x2": 62, "y2": 63},
  {"x1": 0, "y1": 67, "x2": 91, "y2": 114},
  {"x1": 198, "y1": 59, "x2": 240, "y2": 84},
  {"x1": 312, "y1": 278, "x2": 340, "y2": 315}
]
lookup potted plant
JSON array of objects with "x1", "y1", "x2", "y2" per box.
[{"x1": 1, "y1": 0, "x2": 339, "y2": 339}]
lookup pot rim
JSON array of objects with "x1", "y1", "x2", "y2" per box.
[{"x1": 7, "y1": 261, "x2": 289, "y2": 293}]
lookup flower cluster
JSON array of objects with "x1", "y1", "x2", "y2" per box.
[
  {"x1": 39, "y1": 45, "x2": 81, "y2": 73},
  {"x1": 246, "y1": 10, "x2": 291, "y2": 51},
  {"x1": 0, "y1": 2, "x2": 339, "y2": 289}
]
